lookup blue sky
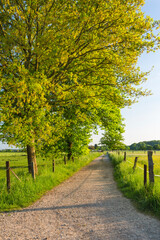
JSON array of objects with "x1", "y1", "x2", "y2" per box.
[{"x1": 0, "y1": 1, "x2": 160, "y2": 149}]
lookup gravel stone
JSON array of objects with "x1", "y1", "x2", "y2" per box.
[{"x1": 1, "y1": 155, "x2": 160, "y2": 239}]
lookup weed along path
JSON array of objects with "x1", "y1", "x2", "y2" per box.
[{"x1": 1, "y1": 155, "x2": 160, "y2": 239}]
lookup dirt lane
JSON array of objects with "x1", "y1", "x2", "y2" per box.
[{"x1": 1, "y1": 155, "x2": 160, "y2": 240}]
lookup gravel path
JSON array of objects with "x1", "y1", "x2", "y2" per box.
[{"x1": 1, "y1": 155, "x2": 160, "y2": 240}]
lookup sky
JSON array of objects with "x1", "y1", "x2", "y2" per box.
[{"x1": 0, "y1": 1, "x2": 160, "y2": 149}]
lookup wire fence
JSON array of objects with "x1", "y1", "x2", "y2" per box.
[
  {"x1": 115, "y1": 150, "x2": 160, "y2": 185},
  {"x1": 0, "y1": 152, "x2": 76, "y2": 192}
]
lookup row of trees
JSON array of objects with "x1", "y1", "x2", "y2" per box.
[
  {"x1": 129, "y1": 141, "x2": 160, "y2": 150},
  {"x1": 0, "y1": 0, "x2": 159, "y2": 174}
]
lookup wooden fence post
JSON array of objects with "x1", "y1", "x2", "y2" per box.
[
  {"x1": 31, "y1": 162, "x2": 35, "y2": 179},
  {"x1": 148, "y1": 151, "x2": 154, "y2": 184},
  {"x1": 133, "y1": 157, "x2": 138, "y2": 170},
  {"x1": 144, "y1": 164, "x2": 147, "y2": 186},
  {"x1": 53, "y1": 159, "x2": 55, "y2": 172},
  {"x1": 64, "y1": 156, "x2": 67, "y2": 165},
  {"x1": 124, "y1": 152, "x2": 126, "y2": 161},
  {"x1": 6, "y1": 161, "x2": 10, "y2": 192}
]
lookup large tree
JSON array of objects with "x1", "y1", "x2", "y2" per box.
[
  {"x1": 100, "y1": 107, "x2": 125, "y2": 150},
  {"x1": 56, "y1": 103, "x2": 95, "y2": 160},
  {"x1": 0, "y1": 0, "x2": 159, "y2": 172}
]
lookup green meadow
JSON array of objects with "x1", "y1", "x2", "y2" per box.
[
  {"x1": 0, "y1": 151, "x2": 102, "y2": 212},
  {"x1": 110, "y1": 151, "x2": 160, "y2": 218}
]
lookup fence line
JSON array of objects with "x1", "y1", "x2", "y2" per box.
[
  {"x1": 126, "y1": 158, "x2": 160, "y2": 178},
  {"x1": 1, "y1": 154, "x2": 78, "y2": 191}
]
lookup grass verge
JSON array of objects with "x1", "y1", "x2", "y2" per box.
[
  {"x1": 0, "y1": 152, "x2": 102, "y2": 212},
  {"x1": 109, "y1": 153, "x2": 160, "y2": 219}
]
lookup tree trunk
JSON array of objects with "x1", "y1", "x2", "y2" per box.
[
  {"x1": 27, "y1": 145, "x2": 32, "y2": 173},
  {"x1": 67, "y1": 141, "x2": 72, "y2": 160},
  {"x1": 27, "y1": 144, "x2": 38, "y2": 175}
]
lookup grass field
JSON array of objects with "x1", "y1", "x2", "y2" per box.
[
  {"x1": 110, "y1": 150, "x2": 160, "y2": 219},
  {"x1": 0, "y1": 151, "x2": 103, "y2": 212}
]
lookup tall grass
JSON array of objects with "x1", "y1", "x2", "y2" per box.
[
  {"x1": 0, "y1": 152, "x2": 102, "y2": 211},
  {"x1": 110, "y1": 152, "x2": 160, "y2": 219}
]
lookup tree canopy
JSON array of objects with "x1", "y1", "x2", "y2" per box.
[
  {"x1": 100, "y1": 107, "x2": 126, "y2": 150},
  {"x1": 0, "y1": 0, "x2": 159, "y2": 171}
]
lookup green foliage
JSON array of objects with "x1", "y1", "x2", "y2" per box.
[
  {"x1": 55, "y1": 104, "x2": 93, "y2": 157},
  {"x1": 0, "y1": 0, "x2": 159, "y2": 153},
  {"x1": 100, "y1": 108, "x2": 125, "y2": 150},
  {"x1": 0, "y1": 151, "x2": 102, "y2": 211},
  {"x1": 129, "y1": 140, "x2": 160, "y2": 150}
]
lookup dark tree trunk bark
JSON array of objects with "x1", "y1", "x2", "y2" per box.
[
  {"x1": 27, "y1": 144, "x2": 38, "y2": 175},
  {"x1": 67, "y1": 141, "x2": 72, "y2": 160},
  {"x1": 27, "y1": 145, "x2": 32, "y2": 173}
]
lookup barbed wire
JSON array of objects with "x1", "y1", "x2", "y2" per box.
[
  {"x1": 10, "y1": 168, "x2": 21, "y2": 182},
  {"x1": 126, "y1": 160, "x2": 160, "y2": 178}
]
